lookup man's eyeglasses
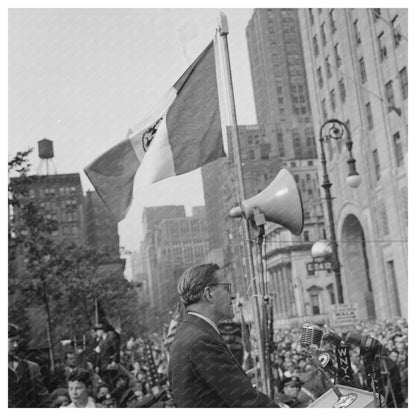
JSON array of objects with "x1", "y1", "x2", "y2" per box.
[{"x1": 208, "y1": 283, "x2": 232, "y2": 294}]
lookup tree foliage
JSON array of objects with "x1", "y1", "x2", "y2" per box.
[{"x1": 8, "y1": 150, "x2": 147, "y2": 359}]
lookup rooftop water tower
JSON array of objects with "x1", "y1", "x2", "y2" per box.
[{"x1": 37, "y1": 138, "x2": 57, "y2": 175}]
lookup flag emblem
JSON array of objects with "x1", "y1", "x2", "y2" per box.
[{"x1": 142, "y1": 117, "x2": 163, "y2": 152}]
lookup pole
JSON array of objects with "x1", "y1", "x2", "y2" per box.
[
  {"x1": 42, "y1": 281, "x2": 55, "y2": 372},
  {"x1": 216, "y1": 13, "x2": 269, "y2": 394},
  {"x1": 319, "y1": 119, "x2": 358, "y2": 304},
  {"x1": 319, "y1": 134, "x2": 343, "y2": 304}
]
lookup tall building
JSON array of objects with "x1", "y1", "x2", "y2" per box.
[
  {"x1": 139, "y1": 206, "x2": 210, "y2": 320},
  {"x1": 11, "y1": 173, "x2": 87, "y2": 246},
  {"x1": 246, "y1": 8, "x2": 317, "y2": 160},
  {"x1": 142, "y1": 206, "x2": 186, "y2": 235},
  {"x1": 85, "y1": 190, "x2": 119, "y2": 256},
  {"x1": 298, "y1": 8, "x2": 408, "y2": 320}
]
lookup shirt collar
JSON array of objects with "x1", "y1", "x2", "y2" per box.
[{"x1": 187, "y1": 312, "x2": 220, "y2": 335}]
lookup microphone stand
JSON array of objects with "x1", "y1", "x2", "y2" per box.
[
  {"x1": 253, "y1": 208, "x2": 274, "y2": 399},
  {"x1": 307, "y1": 347, "x2": 358, "y2": 408},
  {"x1": 359, "y1": 338, "x2": 384, "y2": 408}
]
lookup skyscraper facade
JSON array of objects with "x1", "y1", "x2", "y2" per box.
[
  {"x1": 139, "y1": 206, "x2": 210, "y2": 320},
  {"x1": 298, "y1": 8, "x2": 408, "y2": 319},
  {"x1": 246, "y1": 8, "x2": 317, "y2": 160},
  {"x1": 11, "y1": 173, "x2": 87, "y2": 246},
  {"x1": 85, "y1": 190, "x2": 119, "y2": 256}
]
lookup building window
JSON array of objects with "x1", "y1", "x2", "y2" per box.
[
  {"x1": 321, "y1": 99, "x2": 327, "y2": 120},
  {"x1": 354, "y1": 19, "x2": 361, "y2": 45},
  {"x1": 373, "y1": 149, "x2": 380, "y2": 180},
  {"x1": 379, "y1": 200, "x2": 390, "y2": 235},
  {"x1": 304, "y1": 230, "x2": 310, "y2": 242},
  {"x1": 309, "y1": 8, "x2": 314, "y2": 25},
  {"x1": 386, "y1": 260, "x2": 402, "y2": 317},
  {"x1": 334, "y1": 43, "x2": 341, "y2": 67},
  {"x1": 313, "y1": 35, "x2": 319, "y2": 56},
  {"x1": 399, "y1": 67, "x2": 408, "y2": 99},
  {"x1": 327, "y1": 284, "x2": 336, "y2": 305},
  {"x1": 365, "y1": 102, "x2": 374, "y2": 130},
  {"x1": 385, "y1": 81, "x2": 395, "y2": 111},
  {"x1": 329, "y1": 9, "x2": 336, "y2": 33},
  {"x1": 393, "y1": 132, "x2": 404, "y2": 167},
  {"x1": 325, "y1": 56, "x2": 332, "y2": 78},
  {"x1": 339, "y1": 78, "x2": 346, "y2": 102},
  {"x1": 317, "y1": 67, "x2": 323, "y2": 88},
  {"x1": 391, "y1": 15, "x2": 402, "y2": 47},
  {"x1": 378, "y1": 32, "x2": 387, "y2": 61},
  {"x1": 311, "y1": 294, "x2": 320, "y2": 315},
  {"x1": 330, "y1": 89, "x2": 336, "y2": 111},
  {"x1": 359, "y1": 58, "x2": 367, "y2": 83},
  {"x1": 321, "y1": 22, "x2": 326, "y2": 45}
]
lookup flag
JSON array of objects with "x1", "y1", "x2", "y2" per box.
[
  {"x1": 84, "y1": 41, "x2": 225, "y2": 221},
  {"x1": 164, "y1": 303, "x2": 184, "y2": 351},
  {"x1": 144, "y1": 339, "x2": 161, "y2": 392}
]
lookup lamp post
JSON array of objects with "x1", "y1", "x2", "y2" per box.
[{"x1": 316, "y1": 119, "x2": 361, "y2": 304}]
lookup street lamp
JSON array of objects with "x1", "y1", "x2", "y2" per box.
[{"x1": 313, "y1": 119, "x2": 361, "y2": 304}]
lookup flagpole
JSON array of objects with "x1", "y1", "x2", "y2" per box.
[
  {"x1": 94, "y1": 298, "x2": 99, "y2": 324},
  {"x1": 216, "y1": 12, "x2": 269, "y2": 395}
]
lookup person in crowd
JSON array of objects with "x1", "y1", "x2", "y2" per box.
[
  {"x1": 64, "y1": 367, "x2": 102, "y2": 408},
  {"x1": 100, "y1": 394, "x2": 118, "y2": 408},
  {"x1": 96, "y1": 382, "x2": 111, "y2": 402},
  {"x1": 8, "y1": 323, "x2": 51, "y2": 408},
  {"x1": 283, "y1": 360, "x2": 298, "y2": 377},
  {"x1": 93, "y1": 322, "x2": 120, "y2": 388},
  {"x1": 380, "y1": 349, "x2": 405, "y2": 408},
  {"x1": 93, "y1": 322, "x2": 120, "y2": 373},
  {"x1": 49, "y1": 388, "x2": 70, "y2": 408},
  {"x1": 168, "y1": 263, "x2": 278, "y2": 407},
  {"x1": 275, "y1": 376, "x2": 313, "y2": 408},
  {"x1": 51, "y1": 351, "x2": 78, "y2": 390}
]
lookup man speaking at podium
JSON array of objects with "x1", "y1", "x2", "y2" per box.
[{"x1": 168, "y1": 263, "x2": 277, "y2": 407}]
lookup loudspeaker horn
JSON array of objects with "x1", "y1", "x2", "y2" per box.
[{"x1": 229, "y1": 167, "x2": 304, "y2": 236}]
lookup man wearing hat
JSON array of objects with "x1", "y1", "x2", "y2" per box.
[
  {"x1": 93, "y1": 322, "x2": 120, "y2": 373},
  {"x1": 93, "y1": 322, "x2": 120, "y2": 389},
  {"x1": 276, "y1": 376, "x2": 314, "y2": 408},
  {"x1": 8, "y1": 323, "x2": 51, "y2": 407}
]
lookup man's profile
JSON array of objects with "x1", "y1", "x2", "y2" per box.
[{"x1": 168, "y1": 263, "x2": 277, "y2": 407}]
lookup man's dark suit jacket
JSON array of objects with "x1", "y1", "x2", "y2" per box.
[
  {"x1": 9, "y1": 358, "x2": 51, "y2": 408},
  {"x1": 168, "y1": 313, "x2": 275, "y2": 408},
  {"x1": 97, "y1": 330, "x2": 120, "y2": 372}
]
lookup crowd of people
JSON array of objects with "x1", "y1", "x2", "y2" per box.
[
  {"x1": 9, "y1": 314, "x2": 408, "y2": 408},
  {"x1": 264, "y1": 317, "x2": 408, "y2": 407}
]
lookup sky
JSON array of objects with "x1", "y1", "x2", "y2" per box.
[{"x1": 8, "y1": 7, "x2": 257, "y2": 250}]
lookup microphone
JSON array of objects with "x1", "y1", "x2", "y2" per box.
[
  {"x1": 344, "y1": 332, "x2": 364, "y2": 346},
  {"x1": 322, "y1": 331, "x2": 344, "y2": 347},
  {"x1": 300, "y1": 323, "x2": 324, "y2": 349},
  {"x1": 300, "y1": 323, "x2": 358, "y2": 407}
]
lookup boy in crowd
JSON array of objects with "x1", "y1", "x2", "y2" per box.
[{"x1": 64, "y1": 368, "x2": 101, "y2": 408}]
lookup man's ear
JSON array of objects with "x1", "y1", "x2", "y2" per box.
[{"x1": 203, "y1": 287, "x2": 214, "y2": 303}]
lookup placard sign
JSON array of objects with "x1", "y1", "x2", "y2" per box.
[
  {"x1": 306, "y1": 261, "x2": 332, "y2": 275},
  {"x1": 329, "y1": 303, "x2": 358, "y2": 328}
]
